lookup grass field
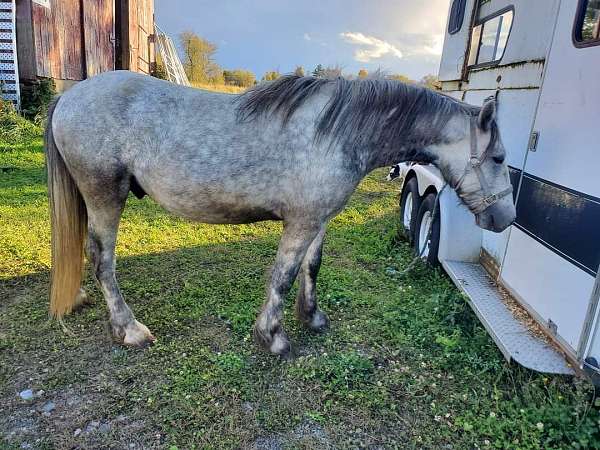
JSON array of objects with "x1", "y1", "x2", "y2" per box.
[
  {"x1": 191, "y1": 83, "x2": 247, "y2": 94},
  {"x1": 1, "y1": 130, "x2": 600, "y2": 449}
]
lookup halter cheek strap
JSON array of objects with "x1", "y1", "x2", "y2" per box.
[{"x1": 454, "y1": 117, "x2": 513, "y2": 215}]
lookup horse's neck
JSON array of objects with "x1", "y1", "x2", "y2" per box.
[{"x1": 365, "y1": 143, "x2": 434, "y2": 173}]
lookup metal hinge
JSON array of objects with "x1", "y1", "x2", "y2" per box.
[{"x1": 528, "y1": 131, "x2": 540, "y2": 152}]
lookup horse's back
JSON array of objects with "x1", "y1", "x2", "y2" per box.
[{"x1": 50, "y1": 71, "x2": 355, "y2": 224}]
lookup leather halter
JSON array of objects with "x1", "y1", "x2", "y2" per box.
[{"x1": 454, "y1": 117, "x2": 513, "y2": 215}]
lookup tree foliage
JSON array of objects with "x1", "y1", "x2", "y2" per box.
[
  {"x1": 179, "y1": 31, "x2": 222, "y2": 84},
  {"x1": 321, "y1": 65, "x2": 343, "y2": 79},
  {"x1": 312, "y1": 64, "x2": 325, "y2": 78},
  {"x1": 420, "y1": 74, "x2": 441, "y2": 90},
  {"x1": 223, "y1": 69, "x2": 256, "y2": 87},
  {"x1": 262, "y1": 71, "x2": 281, "y2": 81},
  {"x1": 388, "y1": 74, "x2": 412, "y2": 83},
  {"x1": 294, "y1": 66, "x2": 305, "y2": 77},
  {"x1": 358, "y1": 69, "x2": 368, "y2": 79},
  {"x1": 153, "y1": 53, "x2": 168, "y2": 81}
]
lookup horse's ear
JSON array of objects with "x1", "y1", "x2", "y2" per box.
[{"x1": 478, "y1": 99, "x2": 496, "y2": 131}]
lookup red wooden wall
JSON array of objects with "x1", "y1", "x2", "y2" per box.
[{"x1": 16, "y1": 0, "x2": 154, "y2": 83}]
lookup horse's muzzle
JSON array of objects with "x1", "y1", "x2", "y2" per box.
[{"x1": 475, "y1": 201, "x2": 516, "y2": 233}]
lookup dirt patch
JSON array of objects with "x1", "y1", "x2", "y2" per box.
[
  {"x1": 1, "y1": 363, "x2": 162, "y2": 449},
  {"x1": 251, "y1": 420, "x2": 332, "y2": 450}
]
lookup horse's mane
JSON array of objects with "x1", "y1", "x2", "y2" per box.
[{"x1": 236, "y1": 75, "x2": 482, "y2": 152}]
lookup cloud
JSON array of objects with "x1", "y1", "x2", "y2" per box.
[
  {"x1": 340, "y1": 32, "x2": 403, "y2": 62},
  {"x1": 420, "y1": 34, "x2": 444, "y2": 56},
  {"x1": 303, "y1": 33, "x2": 311, "y2": 41}
]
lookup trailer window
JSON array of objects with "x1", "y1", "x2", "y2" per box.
[
  {"x1": 448, "y1": 0, "x2": 467, "y2": 34},
  {"x1": 468, "y1": 9, "x2": 514, "y2": 67},
  {"x1": 574, "y1": 0, "x2": 600, "y2": 47}
]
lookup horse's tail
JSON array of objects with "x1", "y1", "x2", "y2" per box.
[{"x1": 45, "y1": 97, "x2": 88, "y2": 318}]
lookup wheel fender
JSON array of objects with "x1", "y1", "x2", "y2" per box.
[
  {"x1": 397, "y1": 163, "x2": 482, "y2": 262},
  {"x1": 437, "y1": 187, "x2": 482, "y2": 262}
]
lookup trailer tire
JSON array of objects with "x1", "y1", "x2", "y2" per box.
[
  {"x1": 399, "y1": 177, "x2": 421, "y2": 244},
  {"x1": 414, "y1": 192, "x2": 441, "y2": 268}
]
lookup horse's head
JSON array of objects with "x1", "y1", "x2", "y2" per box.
[{"x1": 430, "y1": 99, "x2": 516, "y2": 232}]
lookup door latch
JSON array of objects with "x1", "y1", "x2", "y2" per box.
[{"x1": 528, "y1": 131, "x2": 540, "y2": 152}]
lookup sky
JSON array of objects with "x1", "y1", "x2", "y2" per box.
[{"x1": 155, "y1": 0, "x2": 451, "y2": 81}]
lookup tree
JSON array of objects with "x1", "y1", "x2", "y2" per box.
[
  {"x1": 223, "y1": 69, "x2": 256, "y2": 87},
  {"x1": 358, "y1": 69, "x2": 368, "y2": 79},
  {"x1": 321, "y1": 65, "x2": 343, "y2": 79},
  {"x1": 294, "y1": 66, "x2": 305, "y2": 77},
  {"x1": 262, "y1": 71, "x2": 280, "y2": 81},
  {"x1": 420, "y1": 75, "x2": 441, "y2": 90},
  {"x1": 179, "y1": 31, "x2": 222, "y2": 84},
  {"x1": 389, "y1": 74, "x2": 412, "y2": 83},
  {"x1": 312, "y1": 64, "x2": 325, "y2": 77},
  {"x1": 153, "y1": 53, "x2": 168, "y2": 81}
]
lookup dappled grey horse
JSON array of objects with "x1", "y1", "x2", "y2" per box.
[{"x1": 46, "y1": 71, "x2": 515, "y2": 357}]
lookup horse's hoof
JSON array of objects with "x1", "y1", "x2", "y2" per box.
[
  {"x1": 114, "y1": 320, "x2": 156, "y2": 348},
  {"x1": 254, "y1": 326, "x2": 291, "y2": 358},
  {"x1": 306, "y1": 310, "x2": 330, "y2": 333}
]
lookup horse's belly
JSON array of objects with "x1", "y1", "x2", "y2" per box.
[
  {"x1": 185, "y1": 206, "x2": 281, "y2": 224},
  {"x1": 148, "y1": 187, "x2": 282, "y2": 224}
]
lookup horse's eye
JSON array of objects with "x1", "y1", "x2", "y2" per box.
[{"x1": 493, "y1": 156, "x2": 505, "y2": 164}]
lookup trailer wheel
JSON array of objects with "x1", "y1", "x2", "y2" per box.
[
  {"x1": 399, "y1": 177, "x2": 421, "y2": 244},
  {"x1": 414, "y1": 192, "x2": 440, "y2": 267}
]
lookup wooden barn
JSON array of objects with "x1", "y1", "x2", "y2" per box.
[{"x1": 2, "y1": 0, "x2": 155, "y2": 106}]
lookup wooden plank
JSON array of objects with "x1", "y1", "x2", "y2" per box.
[
  {"x1": 15, "y1": 0, "x2": 36, "y2": 80},
  {"x1": 127, "y1": 0, "x2": 137, "y2": 72},
  {"x1": 82, "y1": 0, "x2": 114, "y2": 76},
  {"x1": 31, "y1": 1, "x2": 51, "y2": 77},
  {"x1": 117, "y1": 0, "x2": 154, "y2": 74},
  {"x1": 50, "y1": 0, "x2": 84, "y2": 80},
  {"x1": 136, "y1": 0, "x2": 153, "y2": 74}
]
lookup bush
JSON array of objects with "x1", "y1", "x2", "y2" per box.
[
  {"x1": 20, "y1": 78, "x2": 56, "y2": 125},
  {"x1": 0, "y1": 99, "x2": 42, "y2": 149},
  {"x1": 223, "y1": 69, "x2": 256, "y2": 87}
]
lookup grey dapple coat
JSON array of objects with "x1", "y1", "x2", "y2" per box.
[{"x1": 46, "y1": 71, "x2": 515, "y2": 356}]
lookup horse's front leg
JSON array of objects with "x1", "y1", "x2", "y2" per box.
[
  {"x1": 295, "y1": 227, "x2": 329, "y2": 332},
  {"x1": 254, "y1": 220, "x2": 323, "y2": 357}
]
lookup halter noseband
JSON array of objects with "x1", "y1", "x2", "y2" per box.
[{"x1": 454, "y1": 117, "x2": 513, "y2": 215}]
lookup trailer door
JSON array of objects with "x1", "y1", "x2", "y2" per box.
[{"x1": 500, "y1": 0, "x2": 600, "y2": 355}]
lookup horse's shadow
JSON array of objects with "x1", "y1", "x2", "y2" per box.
[{"x1": 1, "y1": 210, "x2": 406, "y2": 352}]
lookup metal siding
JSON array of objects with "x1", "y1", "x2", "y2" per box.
[
  {"x1": 501, "y1": 0, "x2": 600, "y2": 359},
  {"x1": 501, "y1": 227, "x2": 595, "y2": 351},
  {"x1": 439, "y1": 0, "x2": 477, "y2": 81},
  {"x1": 477, "y1": 0, "x2": 559, "y2": 65}
]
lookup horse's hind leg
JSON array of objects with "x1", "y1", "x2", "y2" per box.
[
  {"x1": 86, "y1": 198, "x2": 155, "y2": 347},
  {"x1": 255, "y1": 220, "x2": 323, "y2": 357},
  {"x1": 295, "y1": 227, "x2": 329, "y2": 332}
]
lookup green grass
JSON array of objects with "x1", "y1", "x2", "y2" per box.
[{"x1": 1, "y1": 129, "x2": 599, "y2": 449}]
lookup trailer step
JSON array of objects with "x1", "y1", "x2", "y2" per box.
[{"x1": 442, "y1": 260, "x2": 574, "y2": 375}]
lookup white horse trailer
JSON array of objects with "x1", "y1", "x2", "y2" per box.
[{"x1": 397, "y1": 0, "x2": 600, "y2": 379}]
